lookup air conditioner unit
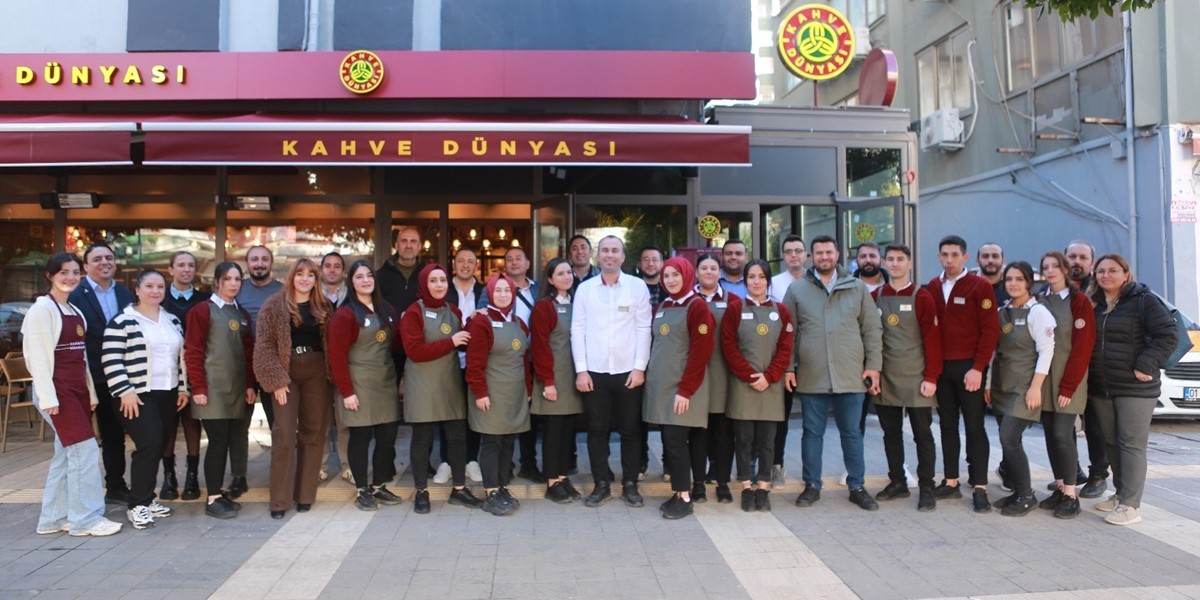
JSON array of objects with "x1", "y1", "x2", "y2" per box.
[
  {"x1": 919, "y1": 108, "x2": 965, "y2": 150},
  {"x1": 854, "y1": 27, "x2": 872, "y2": 57}
]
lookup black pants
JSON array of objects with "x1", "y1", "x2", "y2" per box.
[
  {"x1": 773, "y1": 387, "x2": 794, "y2": 466},
  {"x1": 584, "y1": 371, "x2": 642, "y2": 485},
  {"x1": 348, "y1": 421, "x2": 399, "y2": 488},
  {"x1": 412, "y1": 420, "x2": 467, "y2": 489},
  {"x1": 93, "y1": 381, "x2": 127, "y2": 493},
  {"x1": 1042, "y1": 411, "x2": 1080, "y2": 485},
  {"x1": 542, "y1": 414, "x2": 577, "y2": 480},
  {"x1": 479, "y1": 433, "x2": 516, "y2": 489},
  {"x1": 439, "y1": 369, "x2": 481, "y2": 464},
  {"x1": 118, "y1": 390, "x2": 177, "y2": 508},
  {"x1": 936, "y1": 359, "x2": 989, "y2": 486},
  {"x1": 518, "y1": 415, "x2": 542, "y2": 470},
  {"x1": 231, "y1": 406, "x2": 251, "y2": 479},
  {"x1": 201, "y1": 418, "x2": 238, "y2": 496},
  {"x1": 733, "y1": 420, "x2": 776, "y2": 483},
  {"x1": 876, "y1": 405, "x2": 935, "y2": 488},
  {"x1": 1082, "y1": 403, "x2": 1109, "y2": 476},
  {"x1": 662, "y1": 425, "x2": 701, "y2": 493},
  {"x1": 704, "y1": 413, "x2": 733, "y2": 485},
  {"x1": 998, "y1": 415, "x2": 1034, "y2": 496}
]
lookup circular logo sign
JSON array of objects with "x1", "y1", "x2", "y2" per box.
[
  {"x1": 1074, "y1": 318, "x2": 1086, "y2": 330},
  {"x1": 698, "y1": 324, "x2": 709, "y2": 335},
  {"x1": 777, "y1": 5, "x2": 856, "y2": 81},
  {"x1": 511, "y1": 338, "x2": 522, "y2": 351},
  {"x1": 228, "y1": 319, "x2": 240, "y2": 331},
  {"x1": 854, "y1": 222, "x2": 875, "y2": 244},
  {"x1": 1002, "y1": 322, "x2": 1014, "y2": 334},
  {"x1": 982, "y1": 299, "x2": 993, "y2": 310},
  {"x1": 75, "y1": 324, "x2": 84, "y2": 337},
  {"x1": 659, "y1": 323, "x2": 670, "y2": 336},
  {"x1": 756, "y1": 323, "x2": 769, "y2": 336},
  {"x1": 374, "y1": 330, "x2": 387, "y2": 343},
  {"x1": 697, "y1": 215, "x2": 722, "y2": 240},
  {"x1": 886, "y1": 314, "x2": 900, "y2": 326},
  {"x1": 340, "y1": 50, "x2": 385, "y2": 95},
  {"x1": 440, "y1": 323, "x2": 452, "y2": 335}
]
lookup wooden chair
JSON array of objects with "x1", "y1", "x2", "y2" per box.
[
  {"x1": 4, "y1": 351, "x2": 22, "y2": 359},
  {"x1": 1, "y1": 356, "x2": 42, "y2": 453}
]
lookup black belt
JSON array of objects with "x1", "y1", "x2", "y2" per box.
[{"x1": 292, "y1": 346, "x2": 321, "y2": 354}]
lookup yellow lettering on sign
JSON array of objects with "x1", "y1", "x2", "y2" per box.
[
  {"x1": 15, "y1": 66, "x2": 34, "y2": 85},
  {"x1": 444, "y1": 140, "x2": 459, "y2": 155},
  {"x1": 44, "y1": 62, "x2": 62, "y2": 85},
  {"x1": 528, "y1": 140, "x2": 544, "y2": 155},
  {"x1": 123, "y1": 65, "x2": 142, "y2": 85},
  {"x1": 310, "y1": 140, "x2": 327, "y2": 156},
  {"x1": 150, "y1": 65, "x2": 167, "y2": 84},
  {"x1": 176, "y1": 65, "x2": 186, "y2": 83},
  {"x1": 71, "y1": 66, "x2": 89, "y2": 85},
  {"x1": 554, "y1": 141, "x2": 571, "y2": 157},
  {"x1": 471, "y1": 137, "x2": 487, "y2": 156},
  {"x1": 99, "y1": 65, "x2": 118, "y2": 84},
  {"x1": 582, "y1": 141, "x2": 597, "y2": 157},
  {"x1": 369, "y1": 140, "x2": 385, "y2": 156},
  {"x1": 608, "y1": 141, "x2": 616, "y2": 156},
  {"x1": 282, "y1": 140, "x2": 298, "y2": 156},
  {"x1": 397, "y1": 140, "x2": 412, "y2": 156},
  {"x1": 499, "y1": 140, "x2": 516, "y2": 155},
  {"x1": 341, "y1": 140, "x2": 356, "y2": 156}
]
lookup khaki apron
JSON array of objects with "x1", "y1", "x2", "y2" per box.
[
  {"x1": 339, "y1": 312, "x2": 400, "y2": 427},
  {"x1": 874, "y1": 290, "x2": 935, "y2": 409},
  {"x1": 192, "y1": 302, "x2": 249, "y2": 421},
  {"x1": 531, "y1": 302, "x2": 583, "y2": 416},
  {"x1": 403, "y1": 301, "x2": 467, "y2": 423},
  {"x1": 643, "y1": 304, "x2": 710, "y2": 428},
  {"x1": 992, "y1": 305, "x2": 1041, "y2": 422},
  {"x1": 726, "y1": 303, "x2": 786, "y2": 422},
  {"x1": 467, "y1": 319, "x2": 531, "y2": 435},
  {"x1": 1040, "y1": 292, "x2": 1088, "y2": 415},
  {"x1": 705, "y1": 297, "x2": 730, "y2": 414}
]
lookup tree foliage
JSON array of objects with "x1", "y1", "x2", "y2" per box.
[{"x1": 1022, "y1": 0, "x2": 1156, "y2": 22}]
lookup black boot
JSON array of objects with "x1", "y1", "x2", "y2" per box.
[
  {"x1": 160, "y1": 455, "x2": 179, "y2": 500},
  {"x1": 181, "y1": 455, "x2": 201, "y2": 501}
]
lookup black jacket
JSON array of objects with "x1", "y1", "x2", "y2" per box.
[
  {"x1": 162, "y1": 288, "x2": 211, "y2": 333},
  {"x1": 376, "y1": 256, "x2": 422, "y2": 372},
  {"x1": 446, "y1": 278, "x2": 486, "y2": 314},
  {"x1": 1088, "y1": 282, "x2": 1179, "y2": 398},
  {"x1": 67, "y1": 279, "x2": 134, "y2": 394}
]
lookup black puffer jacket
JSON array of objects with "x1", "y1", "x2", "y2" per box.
[{"x1": 1088, "y1": 282, "x2": 1178, "y2": 398}]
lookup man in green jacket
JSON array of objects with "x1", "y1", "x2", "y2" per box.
[{"x1": 783, "y1": 235, "x2": 883, "y2": 511}]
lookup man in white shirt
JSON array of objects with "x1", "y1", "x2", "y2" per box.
[
  {"x1": 571, "y1": 236, "x2": 652, "y2": 508},
  {"x1": 769, "y1": 234, "x2": 806, "y2": 485}
]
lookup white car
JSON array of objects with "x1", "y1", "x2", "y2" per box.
[{"x1": 1156, "y1": 330, "x2": 1200, "y2": 418}]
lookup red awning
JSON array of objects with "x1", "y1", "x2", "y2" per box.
[
  {"x1": 0, "y1": 115, "x2": 135, "y2": 166},
  {"x1": 140, "y1": 114, "x2": 751, "y2": 167}
]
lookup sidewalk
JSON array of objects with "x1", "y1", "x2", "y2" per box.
[{"x1": 2, "y1": 408, "x2": 1200, "y2": 600}]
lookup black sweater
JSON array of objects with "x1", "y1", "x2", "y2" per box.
[{"x1": 1088, "y1": 282, "x2": 1178, "y2": 398}]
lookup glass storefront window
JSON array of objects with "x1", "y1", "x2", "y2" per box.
[
  {"x1": 575, "y1": 204, "x2": 687, "y2": 272},
  {"x1": 226, "y1": 221, "x2": 374, "y2": 284},
  {"x1": 0, "y1": 216, "x2": 54, "y2": 356},
  {"x1": 69, "y1": 225, "x2": 219, "y2": 289},
  {"x1": 763, "y1": 205, "x2": 834, "y2": 274},
  {"x1": 702, "y1": 211, "x2": 754, "y2": 257},
  {"x1": 846, "y1": 148, "x2": 902, "y2": 198}
]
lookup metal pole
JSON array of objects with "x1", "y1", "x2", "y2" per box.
[{"x1": 1122, "y1": 9, "x2": 1137, "y2": 272}]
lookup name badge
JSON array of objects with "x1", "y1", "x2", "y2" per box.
[
  {"x1": 742, "y1": 312, "x2": 754, "y2": 320},
  {"x1": 655, "y1": 312, "x2": 665, "y2": 319},
  {"x1": 618, "y1": 305, "x2": 630, "y2": 313},
  {"x1": 491, "y1": 321, "x2": 505, "y2": 328},
  {"x1": 556, "y1": 306, "x2": 567, "y2": 314},
  {"x1": 953, "y1": 297, "x2": 966, "y2": 305},
  {"x1": 424, "y1": 311, "x2": 438, "y2": 319},
  {"x1": 1014, "y1": 318, "x2": 1027, "y2": 326},
  {"x1": 899, "y1": 304, "x2": 913, "y2": 312},
  {"x1": 715, "y1": 302, "x2": 727, "y2": 309}
]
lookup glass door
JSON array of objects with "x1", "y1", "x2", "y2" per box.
[
  {"x1": 531, "y1": 194, "x2": 572, "y2": 277},
  {"x1": 838, "y1": 196, "x2": 902, "y2": 260}
]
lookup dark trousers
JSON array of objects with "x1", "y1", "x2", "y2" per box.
[
  {"x1": 268, "y1": 352, "x2": 331, "y2": 511},
  {"x1": 413, "y1": 420, "x2": 467, "y2": 489},
  {"x1": 773, "y1": 387, "x2": 794, "y2": 466},
  {"x1": 584, "y1": 371, "x2": 642, "y2": 485},
  {"x1": 201, "y1": 418, "x2": 238, "y2": 496},
  {"x1": 438, "y1": 369, "x2": 481, "y2": 464},
  {"x1": 998, "y1": 415, "x2": 1035, "y2": 496},
  {"x1": 347, "y1": 421, "x2": 399, "y2": 488},
  {"x1": 877, "y1": 405, "x2": 935, "y2": 488},
  {"x1": 704, "y1": 413, "x2": 733, "y2": 485},
  {"x1": 117, "y1": 390, "x2": 176, "y2": 508},
  {"x1": 733, "y1": 420, "x2": 776, "y2": 483},
  {"x1": 518, "y1": 415, "x2": 542, "y2": 470},
  {"x1": 542, "y1": 414, "x2": 576, "y2": 480},
  {"x1": 1083, "y1": 403, "x2": 1110, "y2": 476},
  {"x1": 935, "y1": 359, "x2": 989, "y2": 486},
  {"x1": 662, "y1": 425, "x2": 700, "y2": 493},
  {"x1": 479, "y1": 433, "x2": 515, "y2": 489},
  {"x1": 162, "y1": 402, "x2": 201, "y2": 467},
  {"x1": 231, "y1": 406, "x2": 251, "y2": 479},
  {"x1": 1042, "y1": 411, "x2": 1080, "y2": 486},
  {"x1": 93, "y1": 382, "x2": 127, "y2": 493}
]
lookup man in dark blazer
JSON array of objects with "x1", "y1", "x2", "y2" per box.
[{"x1": 68, "y1": 242, "x2": 134, "y2": 504}]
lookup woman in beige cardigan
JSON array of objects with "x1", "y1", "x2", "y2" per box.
[{"x1": 253, "y1": 258, "x2": 333, "y2": 519}]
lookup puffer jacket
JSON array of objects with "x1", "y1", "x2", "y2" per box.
[
  {"x1": 783, "y1": 266, "x2": 882, "y2": 394},
  {"x1": 1088, "y1": 282, "x2": 1178, "y2": 398}
]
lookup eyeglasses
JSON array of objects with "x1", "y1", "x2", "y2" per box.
[{"x1": 783, "y1": 249, "x2": 806, "y2": 256}]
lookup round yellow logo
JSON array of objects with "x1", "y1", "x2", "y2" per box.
[
  {"x1": 75, "y1": 324, "x2": 84, "y2": 337},
  {"x1": 776, "y1": 5, "x2": 856, "y2": 81},
  {"x1": 756, "y1": 323, "x2": 769, "y2": 336},
  {"x1": 374, "y1": 330, "x2": 387, "y2": 343},
  {"x1": 886, "y1": 314, "x2": 900, "y2": 326},
  {"x1": 340, "y1": 50, "x2": 385, "y2": 95},
  {"x1": 982, "y1": 299, "x2": 994, "y2": 310},
  {"x1": 1002, "y1": 322, "x2": 1014, "y2": 334},
  {"x1": 440, "y1": 323, "x2": 452, "y2": 335},
  {"x1": 511, "y1": 338, "x2": 522, "y2": 351},
  {"x1": 697, "y1": 215, "x2": 722, "y2": 240},
  {"x1": 659, "y1": 323, "x2": 670, "y2": 336},
  {"x1": 854, "y1": 222, "x2": 875, "y2": 244},
  {"x1": 228, "y1": 319, "x2": 240, "y2": 331},
  {"x1": 698, "y1": 324, "x2": 709, "y2": 335}
]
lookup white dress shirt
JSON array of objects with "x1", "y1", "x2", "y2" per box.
[
  {"x1": 770, "y1": 270, "x2": 800, "y2": 304},
  {"x1": 131, "y1": 307, "x2": 184, "y2": 391},
  {"x1": 939, "y1": 269, "x2": 969, "y2": 303},
  {"x1": 571, "y1": 272, "x2": 652, "y2": 374}
]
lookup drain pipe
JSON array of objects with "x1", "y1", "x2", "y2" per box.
[
  {"x1": 305, "y1": 0, "x2": 321, "y2": 51},
  {"x1": 1123, "y1": 9, "x2": 1137, "y2": 272}
]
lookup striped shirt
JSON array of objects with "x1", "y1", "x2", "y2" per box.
[{"x1": 101, "y1": 305, "x2": 187, "y2": 398}]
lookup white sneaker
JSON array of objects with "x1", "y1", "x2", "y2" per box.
[
  {"x1": 1104, "y1": 505, "x2": 1142, "y2": 526},
  {"x1": 838, "y1": 472, "x2": 848, "y2": 487},
  {"x1": 1095, "y1": 493, "x2": 1120, "y2": 512},
  {"x1": 771, "y1": 464, "x2": 786, "y2": 487},
  {"x1": 36, "y1": 522, "x2": 70, "y2": 535},
  {"x1": 433, "y1": 462, "x2": 452, "y2": 484},
  {"x1": 147, "y1": 500, "x2": 173, "y2": 518},
  {"x1": 127, "y1": 506, "x2": 155, "y2": 530},
  {"x1": 663, "y1": 472, "x2": 671, "y2": 482},
  {"x1": 71, "y1": 518, "x2": 123, "y2": 537},
  {"x1": 318, "y1": 469, "x2": 329, "y2": 482},
  {"x1": 341, "y1": 468, "x2": 355, "y2": 485},
  {"x1": 904, "y1": 464, "x2": 917, "y2": 487},
  {"x1": 465, "y1": 461, "x2": 483, "y2": 483}
]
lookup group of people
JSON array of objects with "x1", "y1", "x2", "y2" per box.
[{"x1": 21, "y1": 225, "x2": 1177, "y2": 534}]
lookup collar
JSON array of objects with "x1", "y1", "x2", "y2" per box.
[
  {"x1": 695, "y1": 285, "x2": 724, "y2": 301},
  {"x1": 211, "y1": 296, "x2": 237, "y2": 309},
  {"x1": 718, "y1": 273, "x2": 744, "y2": 284},
  {"x1": 555, "y1": 294, "x2": 571, "y2": 304},
  {"x1": 940, "y1": 270, "x2": 968, "y2": 285},
  {"x1": 664, "y1": 289, "x2": 697, "y2": 306},
  {"x1": 745, "y1": 295, "x2": 772, "y2": 307},
  {"x1": 87, "y1": 276, "x2": 113, "y2": 293},
  {"x1": 171, "y1": 285, "x2": 194, "y2": 300},
  {"x1": 126, "y1": 304, "x2": 166, "y2": 324},
  {"x1": 887, "y1": 281, "x2": 915, "y2": 293},
  {"x1": 1005, "y1": 297, "x2": 1039, "y2": 309},
  {"x1": 1050, "y1": 286, "x2": 1070, "y2": 299}
]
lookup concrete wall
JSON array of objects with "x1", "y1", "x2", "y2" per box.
[{"x1": 0, "y1": 0, "x2": 128, "y2": 52}]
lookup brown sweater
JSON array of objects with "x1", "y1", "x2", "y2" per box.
[{"x1": 253, "y1": 291, "x2": 330, "y2": 393}]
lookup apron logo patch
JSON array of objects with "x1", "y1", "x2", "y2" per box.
[
  {"x1": 659, "y1": 323, "x2": 670, "y2": 336},
  {"x1": 768, "y1": 311, "x2": 779, "y2": 321},
  {"x1": 228, "y1": 319, "x2": 240, "y2": 331},
  {"x1": 511, "y1": 338, "x2": 522, "y2": 351},
  {"x1": 440, "y1": 323, "x2": 452, "y2": 335},
  {"x1": 374, "y1": 330, "x2": 387, "y2": 343},
  {"x1": 756, "y1": 323, "x2": 769, "y2": 336},
  {"x1": 1074, "y1": 318, "x2": 1085, "y2": 329},
  {"x1": 1002, "y1": 322, "x2": 1014, "y2": 334},
  {"x1": 886, "y1": 314, "x2": 900, "y2": 326},
  {"x1": 698, "y1": 324, "x2": 709, "y2": 335},
  {"x1": 75, "y1": 324, "x2": 84, "y2": 337},
  {"x1": 982, "y1": 299, "x2": 993, "y2": 310}
]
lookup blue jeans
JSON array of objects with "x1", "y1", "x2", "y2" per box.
[
  {"x1": 38, "y1": 409, "x2": 107, "y2": 533},
  {"x1": 799, "y1": 393, "x2": 866, "y2": 490}
]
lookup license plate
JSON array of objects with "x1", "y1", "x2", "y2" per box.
[{"x1": 1186, "y1": 387, "x2": 1200, "y2": 400}]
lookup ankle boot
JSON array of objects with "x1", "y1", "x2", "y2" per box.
[
  {"x1": 181, "y1": 454, "x2": 201, "y2": 501},
  {"x1": 159, "y1": 455, "x2": 179, "y2": 500}
]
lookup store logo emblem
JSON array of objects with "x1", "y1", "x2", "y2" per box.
[
  {"x1": 340, "y1": 51, "x2": 384, "y2": 95},
  {"x1": 776, "y1": 4, "x2": 856, "y2": 81}
]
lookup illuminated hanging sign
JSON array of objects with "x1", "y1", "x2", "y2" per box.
[
  {"x1": 339, "y1": 51, "x2": 384, "y2": 95},
  {"x1": 776, "y1": 4, "x2": 856, "y2": 81}
]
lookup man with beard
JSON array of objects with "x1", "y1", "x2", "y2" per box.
[
  {"x1": 853, "y1": 243, "x2": 887, "y2": 293},
  {"x1": 975, "y1": 243, "x2": 1010, "y2": 305},
  {"x1": 719, "y1": 239, "x2": 748, "y2": 298},
  {"x1": 1057, "y1": 240, "x2": 1108, "y2": 498},
  {"x1": 231, "y1": 245, "x2": 284, "y2": 495},
  {"x1": 320, "y1": 252, "x2": 348, "y2": 307},
  {"x1": 569, "y1": 235, "x2": 600, "y2": 292},
  {"x1": 639, "y1": 245, "x2": 666, "y2": 307},
  {"x1": 783, "y1": 235, "x2": 882, "y2": 511},
  {"x1": 377, "y1": 227, "x2": 424, "y2": 379}
]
